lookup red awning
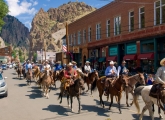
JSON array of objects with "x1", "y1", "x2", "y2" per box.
[
  {"x1": 138, "y1": 53, "x2": 154, "y2": 60},
  {"x1": 123, "y1": 54, "x2": 137, "y2": 60},
  {"x1": 107, "y1": 56, "x2": 117, "y2": 61}
]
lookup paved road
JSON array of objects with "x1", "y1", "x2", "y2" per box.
[{"x1": 0, "y1": 69, "x2": 163, "y2": 120}]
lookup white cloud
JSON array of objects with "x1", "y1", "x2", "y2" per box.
[
  {"x1": 5, "y1": 0, "x2": 38, "y2": 16},
  {"x1": 24, "y1": 21, "x2": 31, "y2": 30}
]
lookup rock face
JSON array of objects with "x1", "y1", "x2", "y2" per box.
[
  {"x1": 0, "y1": 37, "x2": 6, "y2": 48},
  {"x1": 29, "y1": 2, "x2": 96, "y2": 57},
  {"x1": 0, "y1": 15, "x2": 29, "y2": 52}
]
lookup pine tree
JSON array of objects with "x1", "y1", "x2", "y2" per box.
[{"x1": 0, "y1": 0, "x2": 8, "y2": 30}]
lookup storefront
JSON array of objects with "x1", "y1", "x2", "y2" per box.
[
  {"x1": 107, "y1": 45, "x2": 118, "y2": 66},
  {"x1": 138, "y1": 39, "x2": 156, "y2": 73},
  {"x1": 88, "y1": 49, "x2": 100, "y2": 69},
  {"x1": 123, "y1": 42, "x2": 137, "y2": 70},
  {"x1": 98, "y1": 47, "x2": 106, "y2": 71}
]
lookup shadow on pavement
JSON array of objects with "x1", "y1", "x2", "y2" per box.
[
  {"x1": 42, "y1": 104, "x2": 69, "y2": 116},
  {"x1": 132, "y1": 114, "x2": 160, "y2": 120},
  {"x1": 26, "y1": 86, "x2": 43, "y2": 99},
  {"x1": 81, "y1": 104, "x2": 109, "y2": 117},
  {"x1": 15, "y1": 83, "x2": 27, "y2": 87}
]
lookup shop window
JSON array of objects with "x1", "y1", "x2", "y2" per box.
[
  {"x1": 141, "y1": 43, "x2": 154, "y2": 52},
  {"x1": 83, "y1": 29, "x2": 86, "y2": 43},
  {"x1": 73, "y1": 33, "x2": 76, "y2": 45},
  {"x1": 114, "y1": 16, "x2": 121, "y2": 35},
  {"x1": 106, "y1": 20, "x2": 110, "y2": 37},
  {"x1": 139, "y1": 7, "x2": 145, "y2": 29},
  {"x1": 96, "y1": 23, "x2": 101, "y2": 40},
  {"x1": 154, "y1": 0, "x2": 165, "y2": 25},
  {"x1": 88, "y1": 27, "x2": 91, "y2": 42},
  {"x1": 129, "y1": 11, "x2": 134, "y2": 32}
]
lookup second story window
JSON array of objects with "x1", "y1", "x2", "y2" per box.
[
  {"x1": 129, "y1": 11, "x2": 134, "y2": 32},
  {"x1": 106, "y1": 20, "x2": 110, "y2": 37},
  {"x1": 69, "y1": 34, "x2": 72, "y2": 46},
  {"x1": 114, "y1": 16, "x2": 121, "y2": 35},
  {"x1": 78, "y1": 31, "x2": 81, "y2": 45},
  {"x1": 139, "y1": 7, "x2": 145, "y2": 29},
  {"x1": 96, "y1": 23, "x2": 101, "y2": 40},
  {"x1": 88, "y1": 27, "x2": 91, "y2": 42},
  {"x1": 155, "y1": 0, "x2": 165, "y2": 25},
  {"x1": 83, "y1": 29, "x2": 86, "y2": 43},
  {"x1": 73, "y1": 33, "x2": 76, "y2": 45}
]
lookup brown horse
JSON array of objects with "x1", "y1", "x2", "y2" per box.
[
  {"x1": 58, "y1": 68, "x2": 85, "y2": 113},
  {"x1": 52, "y1": 70, "x2": 64, "y2": 88},
  {"x1": 84, "y1": 70, "x2": 99, "y2": 94},
  {"x1": 40, "y1": 68, "x2": 54, "y2": 99},
  {"x1": 26, "y1": 68, "x2": 32, "y2": 85},
  {"x1": 16, "y1": 65, "x2": 23, "y2": 79},
  {"x1": 122, "y1": 73, "x2": 145, "y2": 107},
  {"x1": 33, "y1": 66, "x2": 40, "y2": 82}
]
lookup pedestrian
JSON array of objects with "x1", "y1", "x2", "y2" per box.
[
  {"x1": 146, "y1": 74, "x2": 154, "y2": 85},
  {"x1": 117, "y1": 60, "x2": 129, "y2": 78}
]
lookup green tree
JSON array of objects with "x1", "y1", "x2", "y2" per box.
[
  {"x1": 0, "y1": 0, "x2": 9, "y2": 30},
  {"x1": 12, "y1": 50, "x2": 16, "y2": 58},
  {"x1": 33, "y1": 53, "x2": 37, "y2": 62},
  {"x1": 18, "y1": 49, "x2": 22, "y2": 56}
]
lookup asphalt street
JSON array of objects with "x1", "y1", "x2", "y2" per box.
[{"x1": 0, "y1": 68, "x2": 163, "y2": 120}]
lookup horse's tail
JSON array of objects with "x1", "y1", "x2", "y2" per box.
[
  {"x1": 133, "y1": 86, "x2": 145, "y2": 114},
  {"x1": 91, "y1": 79, "x2": 97, "y2": 92}
]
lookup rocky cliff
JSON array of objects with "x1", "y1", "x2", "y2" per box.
[
  {"x1": 29, "y1": 2, "x2": 96, "y2": 55},
  {"x1": 0, "y1": 37, "x2": 6, "y2": 48},
  {"x1": 0, "y1": 15, "x2": 29, "y2": 51}
]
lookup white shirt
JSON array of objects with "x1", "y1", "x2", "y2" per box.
[
  {"x1": 84, "y1": 65, "x2": 91, "y2": 73},
  {"x1": 43, "y1": 64, "x2": 51, "y2": 70}
]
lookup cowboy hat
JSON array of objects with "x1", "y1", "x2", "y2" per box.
[
  {"x1": 85, "y1": 61, "x2": 90, "y2": 64},
  {"x1": 109, "y1": 61, "x2": 114, "y2": 64},
  {"x1": 56, "y1": 61, "x2": 61, "y2": 64},
  {"x1": 122, "y1": 60, "x2": 126, "y2": 64},
  {"x1": 160, "y1": 58, "x2": 165, "y2": 66},
  {"x1": 68, "y1": 62, "x2": 73, "y2": 66},
  {"x1": 72, "y1": 61, "x2": 77, "y2": 64},
  {"x1": 45, "y1": 60, "x2": 48, "y2": 63}
]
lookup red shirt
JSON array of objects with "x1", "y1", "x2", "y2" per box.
[{"x1": 64, "y1": 68, "x2": 77, "y2": 79}]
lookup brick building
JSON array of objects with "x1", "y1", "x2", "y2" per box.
[
  {"x1": 0, "y1": 46, "x2": 12, "y2": 63},
  {"x1": 68, "y1": 0, "x2": 165, "y2": 73}
]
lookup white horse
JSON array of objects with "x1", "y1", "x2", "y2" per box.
[{"x1": 133, "y1": 85, "x2": 163, "y2": 120}]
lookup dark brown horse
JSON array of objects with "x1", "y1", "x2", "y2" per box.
[
  {"x1": 58, "y1": 68, "x2": 85, "y2": 113},
  {"x1": 16, "y1": 65, "x2": 23, "y2": 79},
  {"x1": 52, "y1": 70, "x2": 64, "y2": 88},
  {"x1": 84, "y1": 70, "x2": 99, "y2": 94},
  {"x1": 26, "y1": 68, "x2": 32, "y2": 85}
]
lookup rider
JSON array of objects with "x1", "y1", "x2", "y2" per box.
[
  {"x1": 25, "y1": 60, "x2": 32, "y2": 78},
  {"x1": 62, "y1": 62, "x2": 78, "y2": 90},
  {"x1": 54, "y1": 61, "x2": 62, "y2": 71},
  {"x1": 84, "y1": 61, "x2": 91, "y2": 73},
  {"x1": 104, "y1": 61, "x2": 117, "y2": 96},
  {"x1": 43, "y1": 60, "x2": 51, "y2": 71},
  {"x1": 117, "y1": 60, "x2": 129, "y2": 78},
  {"x1": 72, "y1": 61, "x2": 77, "y2": 70}
]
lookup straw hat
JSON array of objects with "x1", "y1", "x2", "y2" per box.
[
  {"x1": 68, "y1": 62, "x2": 73, "y2": 66},
  {"x1": 160, "y1": 58, "x2": 165, "y2": 66},
  {"x1": 72, "y1": 61, "x2": 77, "y2": 64},
  {"x1": 45, "y1": 60, "x2": 48, "y2": 63},
  {"x1": 85, "y1": 61, "x2": 90, "y2": 64},
  {"x1": 109, "y1": 61, "x2": 114, "y2": 64},
  {"x1": 122, "y1": 60, "x2": 126, "y2": 64}
]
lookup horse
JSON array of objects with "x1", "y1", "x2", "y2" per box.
[
  {"x1": 122, "y1": 73, "x2": 146, "y2": 107},
  {"x1": 133, "y1": 85, "x2": 165, "y2": 120},
  {"x1": 40, "y1": 68, "x2": 54, "y2": 99},
  {"x1": 32, "y1": 66, "x2": 40, "y2": 82},
  {"x1": 16, "y1": 65, "x2": 23, "y2": 79},
  {"x1": 26, "y1": 68, "x2": 32, "y2": 86},
  {"x1": 58, "y1": 68, "x2": 85, "y2": 113},
  {"x1": 84, "y1": 70, "x2": 99, "y2": 94},
  {"x1": 53, "y1": 70, "x2": 64, "y2": 88}
]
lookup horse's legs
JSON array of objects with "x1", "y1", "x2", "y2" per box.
[
  {"x1": 125, "y1": 88, "x2": 130, "y2": 107},
  {"x1": 118, "y1": 94, "x2": 122, "y2": 114},
  {"x1": 130, "y1": 91, "x2": 134, "y2": 106},
  {"x1": 147, "y1": 104, "x2": 154, "y2": 120},
  {"x1": 139, "y1": 105, "x2": 148, "y2": 120},
  {"x1": 99, "y1": 89, "x2": 104, "y2": 108},
  {"x1": 86, "y1": 83, "x2": 89, "y2": 92},
  {"x1": 46, "y1": 86, "x2": 49, "y2": 99},
  {"x1": 70, "y1": 96, "x2": 73, "y2": 112},
  {"x1": 152, "y1": 104, "x2": 155, "y2": 112},
  {"x1": 158, "y1": 106, "x2": 163, "y2": 119},
  {"x1": 67, "y1": 94, "x2": 70, "y2": 107},
  {"x1": 77, "y1": 96, "x2": 81, "y2": 113},
  {"x1": 109, "y1": 94, "x2": 113, "y2": 110}
]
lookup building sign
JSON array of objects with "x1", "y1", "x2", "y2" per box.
[
  {"x1": 126, "y1": 44, "x2": 137, "y2": 54},
  {"x1": 73, "y1": 46, "x2": 79, "y2": 53},
  {"x1": 109, "y1": 46, "x2": 117, "y2": 56}
]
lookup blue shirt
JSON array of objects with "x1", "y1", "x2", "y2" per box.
[
  {"x1": 54, "y1": 64, "x2": 62, "y2": 71},
  {"x1": 73, "y1": 65, "x2": 77, "y2": 70},
  {"x1": 105, "y1": 66, "x2": 117, "y2": 76},
  {"x1": 25, "y1": 63, "x2": 32, "y2": 72}
]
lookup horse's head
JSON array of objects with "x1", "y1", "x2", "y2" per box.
[
  {"x1": 57, "y1": 69, "x2": 64, "y2": 80},
  {"x1": 44, "y1": 68, "x2": 50, "y2": 76},
  {"x1": 119, "y1": 74, "x2": 129, "y2": 86},
  {"x1": 76, "y1": 78, "x2": 85, "y2": 90},
  {"x1": 137, "y1": 73, "x2": 146, "y2": 85},
  {"x1": 93, "y1": 70, "x2": 99, "y2": 80}
]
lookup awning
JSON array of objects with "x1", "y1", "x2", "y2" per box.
[
  {"x1": 123, "y1": 54, "x2": 137, "y2": 60},
  {"x1": 138, "y1": 53, "x2": 154, "y2": 60},
  {"x1": 106, "y1": 56, "x2": 117, "y2": 61},
  {"x1": 86, "y1": 58, "x2": 93, "y2": 62},
  {"x1": 98, "y1": 57, "x2": 106, "y2": 62}
]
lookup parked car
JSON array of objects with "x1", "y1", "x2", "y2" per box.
[
  {"x1": 0, "y1": 74, "x2": 8, "y2": 97},
  {"x1": 2, "y1": 64, "x2": 7, "y2": 70},
  {"x1": 9, "y1": 64, "x2": 12, "y2": 69},
  {"x1": 0, "y1": 67, "x2": 3, "y2": 74}
]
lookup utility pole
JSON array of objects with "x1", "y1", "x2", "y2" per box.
[{"x1": 66, "y1": 22, "x2": 69, "y2": 63}]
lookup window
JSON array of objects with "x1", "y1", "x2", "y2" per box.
[
  {"x1": 73, "y1": 33, "x2": 76, "y2": 45},
  {"x1": 78, "y1": 31, "x2": 81, "y2": 45},
  {"x1": 83, "y1": 29, "x2": 86, "y2": 43},
  {"x1": 69, "y1": 34, "x2": 72, "y2": 45},
  {"x1": 142, "y1": 43, "x2": 154, "y2": 52},
  {"x1": 114, "y1": 16, "x2": 121, "y2": 35},
  {"x1": 96, "y1": 23, "x2": 101, "y2": 40},
  {"x1": 106, "y1": 20, "x2": 110, "y2": 37},
  {"x1": 88, "y1": 27, "x2": 91, "y2": 42},
  {"x1": 155, "y1": 0, "x2": 165, "y2": 25},
  {"x1": 139, "y1": 7, "x2": 145, "y2": 28},
  {"x1": 129, "y1": 11, "x2": 134, "y2": 32}
]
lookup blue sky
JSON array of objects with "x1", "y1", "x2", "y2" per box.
[{"x1": 5, "y1": 0, "x2": 112, "y2": 30}]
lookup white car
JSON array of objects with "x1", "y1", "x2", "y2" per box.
[
  {"x1": 9, "y1": 64, "x2": 12, "y2": 69},
  {"x1": 0, "y1": 74, "x2": 8, "y2": 97}
]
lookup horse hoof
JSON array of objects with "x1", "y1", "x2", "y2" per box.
[
  {"x1": 71, "y1": 109, "x2": 74, "y2": 112},
  {"x1": 127, "y1": 104, "x2": 130, "y2": 107},
  {"x1": 130, "y1": 103, "x2": 133, "y2": 106},
  {"x1": 78, "y1": 110, "x2": 80, "y2": 114},
  {"x1": 159, "y1": 114, "x2": 163, "y2": 119}
]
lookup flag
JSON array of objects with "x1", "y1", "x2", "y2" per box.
[{"x1": 63, "y1": 45, "x2": 67, "y2": 52}]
